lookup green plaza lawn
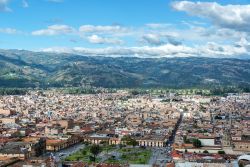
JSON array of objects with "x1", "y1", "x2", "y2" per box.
[
  {"x1": 64, "y1": 145, "x2": 95, "y2": 162},
  {"x1": 106, "y1": 147, "x2": 152, "y2": 164},
  {"x1": 64, "y1": 144, "x2": 152, "y2": 164}
]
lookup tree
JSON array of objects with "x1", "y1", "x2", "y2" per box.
[
  {"x1": 90, "y1": 144, "x2": 102, "y2": 162},
  {"x1": 131, "y1": 90, "x2": 140, "y2": 95},
  {"x1": 193, "y1": 139, "x2": 202, "y2": 148},
  {"x1": 239, "y1": 163, "x2": 244, "y2": 167},
  {"x1": 121, "y1": 135, "x2": 130, "y2": 143},
  {"x1": 183, "y1": 136, "x2": 191, "y2": 144},
  {"x1": 100, "y1": 140, "x2": 109, "y2": 154},
  {"x1": 129, "y1": 139, "x2": 138, "y2": 147},
  {"x1": 100, "y1": 140, "x2": 109, "y2": 146},
  {"x1": 83, "y1": 141, "x2": 90, "y2": 146},
  {"x1": 121, "y1": 135, "x2": 138, "y2": 147},
  {"x1": 218, "y1": 150, "x2": 225, "y2": 154},
  {"x1": 203, "y1": 150, "x2": 209, "y2": 154},
  {"x1": 81, "y1": 149, "x2": 87, "y2": 155},
  {"x1": 119, "y1": 144, "x2": 125, "y2": 149}
]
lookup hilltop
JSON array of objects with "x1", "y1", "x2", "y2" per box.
[{"x1": 0, "y1": 50, "x2": 250, "y2": 88}]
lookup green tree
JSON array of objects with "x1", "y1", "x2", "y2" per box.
[
  {"x1": 81, "y1": 149, "x2": 87, "y2": 155},
  {"x1": 121, "y1": 135, "x2": 138, "y2": 147},
  {"x1": 121, "y1": 135, "x2": 131, "y2": 143},
  {"x1": 239, "y1": 163, "x2": 244, "y2": 167},
  {"x1": 218, "y1": 150, "x2": 225, "y2": 154},
  {"x1": 90, "y1": 144, "x2": 102, "y2": 162},
  {"x1": 129, "y1": 139, "x2": 138, "y2": 147},
  {"x1": 203, "y1": 150, "x2": 209, "y2": 153},
  {"x1": 183, "y1": 136, "x2": 191, "y2": 143},
  {"x1": 100, "y1": 140, "x2": 109, "y2": 154},
  {"x1": 193, "y1": 139, "x2": 202, "y2": 148},
  {"x1": 119, "y1": 144, "x2": 125, "y2": 149}
]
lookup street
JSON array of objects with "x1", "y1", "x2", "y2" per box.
[
  {"x1": 149, "y1": 147, "x2": 172, "y2": 166},
  {"x1": 46, "y1": 143, "x2": 85, "y2": 167}
]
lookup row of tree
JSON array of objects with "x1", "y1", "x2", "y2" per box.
[
  {"x1": 87, "y1": 135, "x2": 138, "y2": 162},
  {"x1": 61, "y1": 87, "x2": 117, "y2": 94},
  {"x1": 0, "y1": 88, "x2": 28, "y2": 95},
  {"x1": 185, "y1": 149, "x2": 225, "y2": 154}
]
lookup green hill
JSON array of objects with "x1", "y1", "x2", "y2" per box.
[{"x1": 0, "y1": 49, "x2": 250, "y2": 88}]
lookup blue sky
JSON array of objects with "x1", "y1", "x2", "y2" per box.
[{"x1": 0, "y1": 0, "x2": 250, "y2": 58}]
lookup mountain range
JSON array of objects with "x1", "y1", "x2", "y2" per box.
[{"x1": 0, "y1": 49, "x2": 250, "y2": 89}]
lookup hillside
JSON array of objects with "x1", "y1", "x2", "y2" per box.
[{"x1": 0, "y1": 50, "x2": 250, "y2": 88}]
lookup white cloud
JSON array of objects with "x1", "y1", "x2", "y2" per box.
[
  {"x1": 40, "y1": 44, "x2": 195, "y2": 58},
  {"x1": 236, "y1": 37, "x2": 250, "y2": 47},
  {"x1": 141, "y1": 33, "x2": 181, "y2": 46},
  {"x1": 22, "y1": 0, "x2": 29, "y2": 8},
  {"x1": 32, "y1": 25, "x2": 75, "y2": 36},
  {"x1": 0, "y1": 0, "x2": 29, "y2": 11},
  {"x1": 0, "y1": 28, "x2": 17, "y2": 34},
  {"x1": 172, "y1": 1, "x2": 250, "y2": 32},
  {"x1": 31, "y1": 24, "x2": 128, "y2": 37},
  {"x1": 0, "y1": 0, "x2": 11, "y2": 12},
  {"x1": 87, "y1": 35, "x2": 123, "y2": 45},
  {"x1": 79, "y1": 25, "x2": 127, "y2": 34},
  {"x1": 29, "y1": 22, "x2": 249, "y2": 59},
  {"x1": 41, "y1": 47, "x2": 72, "y2": 53},
  {"x1": 146, "y1": 23, "x2": 172, "y2": 29},
  {"x1": 152, "y1": 22, "x2": 246, "y2": 45},
  {"x1": 40, "y1": 37, "x2": 250, "y2": 58},
  {"x1": 141, "y1": 34, "x2": 163, "y2": 45},
  {"x1": 199, "y1": 42, "x2": 247, "y2": 57}
]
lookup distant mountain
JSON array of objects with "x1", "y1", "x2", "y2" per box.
[{"x1": 0, "y1": 49, "x2": 250, "y2": 88}]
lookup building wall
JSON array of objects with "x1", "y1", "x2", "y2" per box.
[
  {"x1": 175, "y1": 148, "x2": 223, "y2": 154},
  {"x1": 138, "y1": 140, "x2": 165, "y2": 147},
  {"x1": 0, "y1": 109, "x2": 13, "y2": 116},
  {"x1": 200, "y1": 138, "x2": 215, "y2": 146},
  {"x1": 233, "y1": 141, "x2": 250, "y2": 151},
  {"x1": 175, "y1": 162, "x2": 234, "y2": 167},
  {"x1": 0, "y1": 118, "x2": 17, "y2": 124},
  {"x1": 0, "y1": 153, "x2": 27, "y2": 160},
  {"x1": 82, "y1": 137, "x2": 166, "y2": 148}
]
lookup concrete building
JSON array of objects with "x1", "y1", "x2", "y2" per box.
[{"x1": 233, "y1": 140, "x2": 250, "y2": 152}]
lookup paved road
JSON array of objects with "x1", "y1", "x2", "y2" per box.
[
  {"x1": 149, "y1": 112, "x2": 183, "y2": 166},
  {"x1": 57, "y1": 143, "x2": 85, "y2": 161},
  {"x1": 149, "y1": 147, "x2": 172, "y2": 166},
  {"x1": 47, "y1": 143, "x2": 85, "y2": 167}
]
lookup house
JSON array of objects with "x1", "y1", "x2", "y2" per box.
[
  {"x1": 0, "y1": 118, "x2": 17, "y2": 124},
  {"x1": 198, "y1": 136, "x2": 221, "y2": 147},
  {"x1": 22, "y1": 137, "x2": 46, "y2": 157},
  {"x1": 0, "y1": 142, "x2": 31, "y2": 160},
  {"x1": 137, "y1": 135, "x2": 167, "y2": 147},
  {"x1": 82, "y1": 134, "x2": 110, "y2": 144},
  {"x1": 44, "y1": 125, "x2": 64, "y2": 136},
  {"x1": 233, "y1": 140, "x2": 250, "y2": 151},
  {"x1": 46, "y1": 135, "x2": 80, "y2": 152},
  {"x1": 0, "y1": 109, "x2": 15, "y2": 116},
  {"x1": 51, "y1": 119, "x2": 74, "y2": 129}
]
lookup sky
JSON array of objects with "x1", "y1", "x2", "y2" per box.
[{"x1": 0, "y1": 0, "x2": 250, "y2": 58}]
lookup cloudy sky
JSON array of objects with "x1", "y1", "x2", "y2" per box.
[{"x1": 0, "y1": 0, "x2": 250, "y2": 58}]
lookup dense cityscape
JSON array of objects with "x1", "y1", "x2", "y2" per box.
[
  {"x1": 1, "y1": 0, "x2": 250, "y2": 166},
  {"x1": 0, "y1": 90, "x2": 249, "y2": 166}
]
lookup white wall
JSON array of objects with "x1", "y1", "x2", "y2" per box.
[{"x1": 200, "y1": 138, "x2": 215, "y2": 146}]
